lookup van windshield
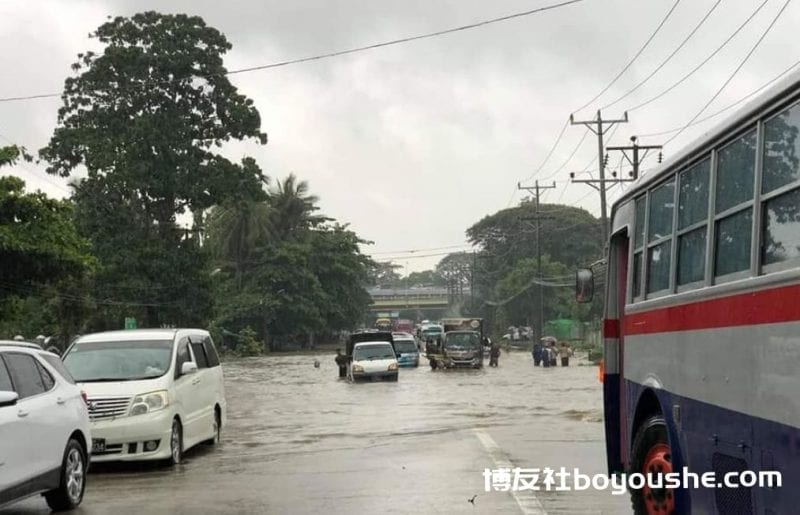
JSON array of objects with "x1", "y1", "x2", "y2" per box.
[
  {"x1": 445, "y1": 333, "x2": 480, "y2": 350},
  {"x1": 63, "y1": 340, "x2": 173, "y2": 382},
  {"x1": 394, "y1": 341, "x2": 417, "y2": 353},
  {"x1": 353, "y1": 344, "x2": 395, "y2": 361}
]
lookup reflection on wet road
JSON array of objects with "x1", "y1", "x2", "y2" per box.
[{"x1": 5, "y1": 351, "x2": 629, "y2": 514}]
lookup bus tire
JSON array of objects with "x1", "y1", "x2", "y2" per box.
[{"x1": 629, "y1": 415, "x2": 675, "y2": 515}]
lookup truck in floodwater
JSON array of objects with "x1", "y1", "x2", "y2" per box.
[{"x1": 428, "y1": 318, "x2": 484, "y2": 369}]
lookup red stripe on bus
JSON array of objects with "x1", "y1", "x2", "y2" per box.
[
  {"x1": 603, "y1": 319, "x2": 620, "y2": 338},
  {"x1": 623, "y1": 283, "x2": 800, "y2": 335}
]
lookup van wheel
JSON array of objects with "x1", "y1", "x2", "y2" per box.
[
  {"x1": 630, "y1": 415, "x2": 675, "y2": 515},
  {"x1": 169, "y1": 419, "x2": 183, "y2": 465},
  {"x1": 205, "y1": 410, "x2": 221, "y2": 445},
  {"x1": 45, "y1": 439, "x2": 86, "y2": 511}
]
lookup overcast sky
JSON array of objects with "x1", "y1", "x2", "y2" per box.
[{"x1": 1, "y1": 0, "x2": 798, "y2": 273}]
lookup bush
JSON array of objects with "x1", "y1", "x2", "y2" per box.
[{"x1": 237, "y1": 327, "x2": 264, "y2": 357}]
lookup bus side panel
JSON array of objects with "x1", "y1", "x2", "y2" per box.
[
  {"x1": 624, "y1": 379, "x2": 800, "y2": 515},
  {"x1": 603, "y1": 319, "x2": 623, "y2": 475},
  {"x1": 603, "y1": 371, "x2": 622, "y2": 474}
]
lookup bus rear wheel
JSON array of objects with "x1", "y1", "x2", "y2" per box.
[{"x1": 630, "y1": 415, "x2": 675, "y2": 515}]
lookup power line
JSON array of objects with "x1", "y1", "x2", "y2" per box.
[
  {"x1": 483, "y1": 274, "x2": 573, "y2": 307},
  {"x1": 602, "y1": 0, "x2": 724, "y2": 110},
  {"x1": 0, "y1": 0, "x2": 586, "y2": 104},
  {"x1": 639, "y1": 58, "x2": 800, "y2": 139},
  {"x1": 504, "y1": 184, "x2": 519, "y2": 209},
  {"x1": 369, "y1": 243, "x2": 472, "y2": 255},
  {"x1": 627, "y1": 0, "x2": 772, "y2": 113},
  {"x1": 374, "y1": 250, "x2": 462, "y2": 261},
  {"x1": 664, "y1": 0, "x2": 793, "y2": 146},
  {"x1": 0, "y1": 280, "x2": 183, "y2": 308},
  {"x1": 538, "y1": 128, "x2": 590, "y2": 181},
  {"x1": 523, "y1": 118, "x2": 569, "y2": 182},
  {"x1": 572, "y1": 0, "x2": 683, "y2": 114},
  {"x1": 523, "y1": 0, "x2": 681, "y2": 184},
  {"x1": 0, "y1": 130, "x2": 73, "y2": 194}
]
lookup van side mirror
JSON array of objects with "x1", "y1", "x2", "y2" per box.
[
  {"x1": 181, "y1": 362, "x2": 198, "y2": 376},
  {"x1": 576, "y1": 268, "x2": 594, "y2": 303},
  {"x1": 0, "y1": 391, "x2": 19, "y2": 408}
]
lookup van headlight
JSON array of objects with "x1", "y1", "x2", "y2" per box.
[
  {"x1": 129, "y1": 390, "x2": 169, "y2": 416},
  {"x1": 388, "y1": 363, "x2": 398, "y2": 371},
  {"x1": 352, "y1": 364, "x2": 364, "y2": 373}
]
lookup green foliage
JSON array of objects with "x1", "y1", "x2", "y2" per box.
[
  {"x1": 368, "y1": 262, "x2": 402, "y2": 288},
  {"x1": 206, "y1": 177, "x2": 373, "y2": 350},
  {"x1": 39, "y1": 12, "x2": 270, "y2": 330},
  {"x1": 464, "y1": 202, "x2": 604, "y2": 331},
  {"x1": 492, "y1": 256, "x2": 572, "y2": 329},
  {"x1": 0, "y1": 175, "x2": 93, "y2": 298},
  {"x1": 236, "y1": 327, "x2": 264, "y2": 357},
  {"x1": 398, "y1": 269, "x2": 445, "y2": 288},
  {"x1": 468, "y1": 202, "x2": 602, "y2": 270}
]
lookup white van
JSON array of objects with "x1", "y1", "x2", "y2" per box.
[
  {"x1": 348, "y1": 341, "x2": 399, "y2": 382},
  {"x1": 62, "y1": 329, "x2": 226, "y2": 465}
]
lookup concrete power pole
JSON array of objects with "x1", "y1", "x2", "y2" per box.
[
  {"x1": 518, "y1": 180, "x2": 556, "y2": 343},
  {"x1": 606, "y1": 135, "x2": 663, "y2": 181},
  {"x1": 569, "y1": 110, "x2": 628, "y2": 247}
]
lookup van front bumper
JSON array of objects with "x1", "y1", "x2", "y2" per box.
[
  {"x1": 89, "y1": 409, "x2": 174, "y2": 462},
  {"x1": 352, "y1": 370, "x2": 399, "y2": 381}
]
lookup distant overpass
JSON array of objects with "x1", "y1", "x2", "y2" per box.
[{"x1": 367, "y1": 287, "x2": 469, "y2": 313}]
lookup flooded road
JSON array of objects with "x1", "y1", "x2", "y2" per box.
[{"x1": 5, "y1": 350, "x2": 630, "y2": 514}]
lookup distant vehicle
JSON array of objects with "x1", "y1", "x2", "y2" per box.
[
  {"x1": 348, "y1": 341, "x2": 399, "y2": 382},
  {"x1": 392, "y1": 336, "x2": 419, "y2": 368},
  {"x1": 393, "y1": 319, "x2": 415, "y2": 334},
  {"x1": 62, "y1": 329, "x2": 226, "y2": 465},
  {"x1": 419, "y1": 324, "x2": 443, "y2": 343},
  {"x1": 374, "y1": 318, "x2": 393, "y2": 331},
  {"x1": 0, "y1": 341, "x2": 91, "y2": 512},
  {"x1": 429, "y1": 318, "x2": 484, "y2": 369}
]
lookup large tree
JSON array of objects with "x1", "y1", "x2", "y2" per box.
[{"x1": 40, "y1": 12, "x2": 269, "y2": 328}]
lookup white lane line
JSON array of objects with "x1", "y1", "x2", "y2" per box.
[{"x1": 474, "y1": 428, "x2": 548, "y2": 515}]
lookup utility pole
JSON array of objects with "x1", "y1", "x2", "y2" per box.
[
  {"x1": 606, "y1": 135, "x2": 663, "y2": 181},
  {"x1": 518, "y1": 180, "x2": 556, "y2": 343},
  {"x1": 569, "y1": 110, "x2": 628, "y2": 247}
]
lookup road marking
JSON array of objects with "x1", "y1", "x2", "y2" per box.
[{"x1": 474, "y1": 428, "x2": 548, "y2": 515}]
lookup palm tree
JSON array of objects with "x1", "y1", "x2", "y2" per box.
[
  {"x1": 269, "y1": 174, "x2": 327, "y2": 241},
  {"x1": 206, "y1": 199, "x2": 273, "y2": 290}
]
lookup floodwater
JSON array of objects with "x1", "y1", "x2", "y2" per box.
[
  {"x1": 225, "y1": 349, "x2": 603, "y2": 460},
  {"x1": 4, "y1": 350, "x2": 630, "y2": 514}
]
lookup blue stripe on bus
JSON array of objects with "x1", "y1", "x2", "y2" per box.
[
  {"x1": 603, "y1": 372, "x2": 622, "y2": 475},
  {"x1": 625, "y1": 379, "x2": 798, "y2": 514}
]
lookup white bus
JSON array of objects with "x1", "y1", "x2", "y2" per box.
[{"x1": 578, "y1": 70, "x2": 800, "y2": 514}]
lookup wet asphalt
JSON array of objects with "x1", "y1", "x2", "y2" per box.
[{"x1": 4, "y1": 350, "x2": 630, "y2": 514}]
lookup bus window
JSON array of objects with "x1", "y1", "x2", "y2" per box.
[
  {"x1": 761, "y1": 102, "x2": 800, "y2": 271},
  {"x1": 677, "y1": 159, "x2": 710, "y2": 287},
  {"x1": 715, "y1": 130, "x2": 756, "y2": 214},
  {"x1": 646, "y1": 179, "x2": 675, "y2": 294},
  {"x1": 762, "y1": 101, "x2": 800, "y2": 194},
  {"x1": 715, "y1": 210, "x2": 753, "y2": 277},
  {"x1": 762, "y1": 186, "x2": 800, "y2": 267},
  {"x1": 713, "y1": 130, "x2": 756, "y2": 278}
]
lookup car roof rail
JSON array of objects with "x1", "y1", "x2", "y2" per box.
[{"x1": 0, "y1": 341, "x2": 43, "y2": 350}]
